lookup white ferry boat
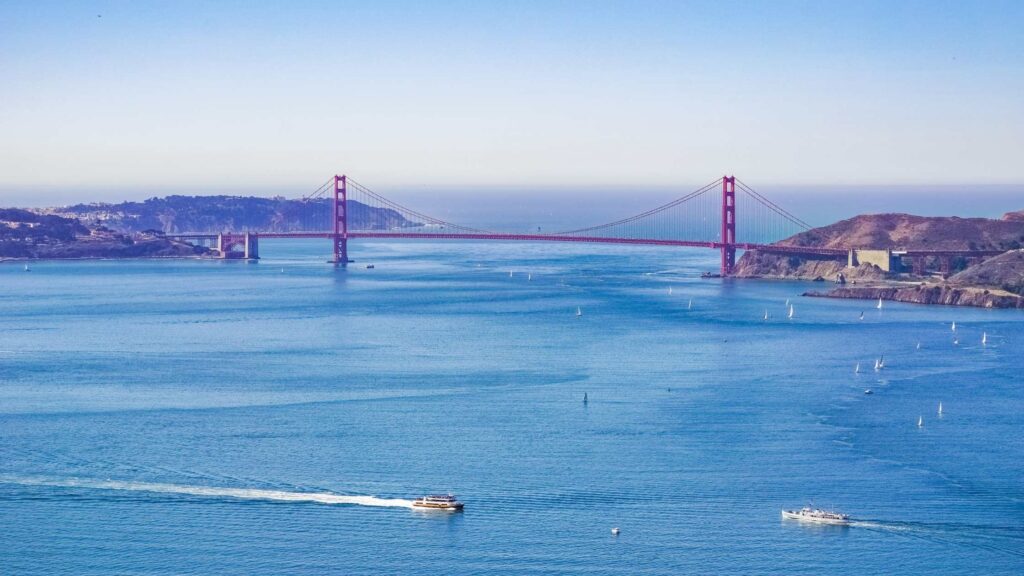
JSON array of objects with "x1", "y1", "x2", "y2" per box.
[
  {"x1": 781, "y1": 506, "x2": 850, "y2": 525},
  {"x1": 412, "y1": 494, "x2": 464, "y2": 511}
]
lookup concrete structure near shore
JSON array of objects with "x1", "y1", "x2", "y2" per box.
[
  {"x1": 216, "y1": 232, "x2": 259, "y2": 260},
  {"x1": 848, "y1": 249, "x2": 901, "y2": 272}
]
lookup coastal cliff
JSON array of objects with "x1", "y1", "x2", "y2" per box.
[{"x1": 734, "y1": 211, "x2": 1024, "y2": 308}]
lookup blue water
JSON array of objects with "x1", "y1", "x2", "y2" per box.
[{"x1": 1, "y1": 240, "x2": 1022, "y2": 575}]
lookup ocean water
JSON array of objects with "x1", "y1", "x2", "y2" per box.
[{"x1": 1, "y1": 240, "x2": 1022, "y2": 575}]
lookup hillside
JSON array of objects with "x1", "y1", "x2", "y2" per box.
[
  {"x1": 947, "y1": 250, "x2": 1024, "y2": 295},
  {"x1": 733, "y1": 210, "x2": 1024, "y2": 308},
  {"x1": 44, "y1": 195, "x2": 417, "y2": 234},
  {"x1": 763, "y1": 213, "x2": 1024, "y2": 252},
  {"x1": 734, "y1": 212, "x2": 1024, "y2": 281},
  {"x1": 1004, "y1": 209, "x2": 1024, "y2": 222},
  {"x1": 0, "y1": 209, "x2": 207, "y2": 259}
]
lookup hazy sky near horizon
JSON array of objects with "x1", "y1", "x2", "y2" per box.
[{"x1": 1, "y1": 0, "x2": 1023, "y2": 201}]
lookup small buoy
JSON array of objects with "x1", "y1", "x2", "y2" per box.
[{"x1": 611, "y1": 527, "x2": 620, "y2": 536}]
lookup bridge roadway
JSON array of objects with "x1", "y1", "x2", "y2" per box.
[
  {"x1": 167, "y1": 231, "x2": 1007, "y2": 261},
  {"x1": 239, "y1": 232, "x2": 849, "y2": 257}
]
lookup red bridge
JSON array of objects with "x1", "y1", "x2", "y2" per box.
[{"x1": 168, "y1": 175, "x2": 1003, "y2": 277}]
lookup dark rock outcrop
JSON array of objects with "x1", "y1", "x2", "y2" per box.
[{"x1": 805, "y1": 285, "x2": 1024, "y2": 309}]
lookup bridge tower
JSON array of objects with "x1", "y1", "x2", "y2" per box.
[
  {"x1": 333, "y1": 174, "x2": 348, "y2": 265},
  {"x1": 721, "y1": 175, "x2": 736, "y2": 276}
]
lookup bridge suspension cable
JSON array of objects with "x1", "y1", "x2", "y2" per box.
[
  {"x1": 345, "y1": 178, "x2": 495, "y2": 235},
  {"x1": 735, "y1": 179, "x2": 813, "y2": 231},
  {"x1": 548, "y1": 177, "x2": 725, "y2": 238}
]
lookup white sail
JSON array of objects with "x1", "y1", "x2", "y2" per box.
[
  {"x1": 859, "y1": 311, "x2": 864, "y2": 320},
  {"x1": 787, "y1": 305, "x2": 794, "y2": 319},
  {"x1": 668, "y1": 286, "x2": 673, "y2": 295},
  {"x1": 916, "y1": 341, "x2": 921, "y2": 350},
  {"x1": 918, "y1": 416, "x2": 923, "y2": 428},
  {"x1": 951, "y1": 321, "x2": 956, "y2": 332},
  {"x1": 764, "y1": 309, "x2": 769, "y2": 321},
  {"x1": 687, "y1": 299, "x2": 692, "y2": 310},
  {"x1": 576, "y1": 306, "x2": 582, "y2": 317},
  {"x1": 877, "y1": 298, "x2": 883, "y2": 309},
  {"x1": 528, "y1": 273, "x2": 532, "y2": 281},
  {"x1": 982, "y1": 332, "x2": 987, "y2": 345},
  {"x1": 938, "y1": 402, "x2": 943, "y2": 415},
  {"x1": 855, "y1": 363, "x2": 861, "y2": 374}
]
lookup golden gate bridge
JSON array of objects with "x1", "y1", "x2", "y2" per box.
[{"x1": 168, "y1": 175, "x2": 1000, "y2": 277}]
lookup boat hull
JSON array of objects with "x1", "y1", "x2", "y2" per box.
[
  {"x1": 781, "y1": 510, "x2": 850, "y2": 525},
  {"x1": 412, "y1": 503, "x2": 464, "y2": 511}
]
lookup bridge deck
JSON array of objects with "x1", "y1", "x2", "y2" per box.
[{"x1": 164, "y1": 231, "x2": 1007, "y2": 260}]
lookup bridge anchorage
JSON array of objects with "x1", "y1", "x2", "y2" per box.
[{"x1": 175, "y1": 174, "x2": 828, "y2": 275}]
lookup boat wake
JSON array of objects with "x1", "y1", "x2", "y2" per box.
[
  {"x1": 3, "y1": 476, "x2": 414, "y2": 508},
  {"x1": 850, "y1": 518, "x2": 1024, "y2": 558}
]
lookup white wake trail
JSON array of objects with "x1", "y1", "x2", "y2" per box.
[{"x1": 6, "y1": 477, "x2": 414, "y2": 508}]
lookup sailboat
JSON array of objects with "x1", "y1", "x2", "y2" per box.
[
  {"x1": 583, "y1": 392, "x2": 588, "y2": 404},
  {"x1": 576, "y1": 306, "x2": 583, "y2": 318},
  {"x1": 763, "y1": 309, "x2": 769, "y2": 321},
  {"x1": 938, "y1": 402, "x2": 943, "y2": 416},
  {"x1": 787, "y1": 304, "x2": 794, "y2": 320},
  {"x1": 855, "y1": 363, "x2": 861, "y2": 374},
  {"x1": 916, "y1": 341, "x2": 921, "y2": 350},
  {"x1": 879, "y1": 356, "x2": 885, "y2": 369},
  {"x1": 785, "y1": 298, "x2": 790, "y2": 307},
  {"x1": 687, "y1": 299, "x2": 693, "y2": 310},
  {"x1": 528, "y1": 273, "x2": 532, "y2": 281},
  {"x1": 951, "y1": 321, "x2": 957, "y2": 332},
  {"x1": 859, "y1": 311, "x2": 865, "y2": 321},
  {"x1": 917, "y1": 416, "x2": 924, "y2": 428},
  {"x1": 509, "y1": 271, "x2": 513, "y2": 278},
  {"x1": 982, "y1": 332, "x2": 987, "y2": 346},
  {"x1": 876, "y1": 297, "x2": 883, "y2": 310},
  {"x1": 668, "y1": 286, "x2": 673, "y2": 295},
  {"x1": 24, "y1": 264, "x2": 30, "y2": 272},
  {"x1": 953, "y1": 336, "x2": 959, "y2": 346}
]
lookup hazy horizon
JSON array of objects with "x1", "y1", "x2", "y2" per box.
[{"x1": 7, "y1": 183, "x2": 1022, "y2": 230}]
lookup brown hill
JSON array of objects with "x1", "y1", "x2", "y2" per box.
[
  {"x1": 1004, "y1": 209, "x2": 1024, "y2": 222},
  {"x1": 947, "y1": 250, "x2": 1024, "y2": 295},
  {"x1": 772, "y1": 213, "x2": 1024, "y2": 252},
  {"x1": 733, "y1": 211, "x2": 1024, "y2": 284}
]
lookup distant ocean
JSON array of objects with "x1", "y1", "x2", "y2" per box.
[
  {"x1": 1, "y1": 237, "x2": 1022, "y2": 575},
  {"x1": 7, "y1": 183, "x2": 1023, "y2": 230}
]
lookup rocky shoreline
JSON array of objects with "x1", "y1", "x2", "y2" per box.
[{"x1": 804, "y1": 285, "x2": 1024, "y2": 309}]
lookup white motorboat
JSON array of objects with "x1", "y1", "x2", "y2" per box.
[
  {"x1": 782, "y1": 507, "x2": 850, "y2": 526},
  {"x1": 412, "y1": 494, "x2": 464, "y2": 511}
]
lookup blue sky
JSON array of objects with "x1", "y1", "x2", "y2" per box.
[{"x1": 1, "y1": 1, "x2": 1022, "y2": 201}]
